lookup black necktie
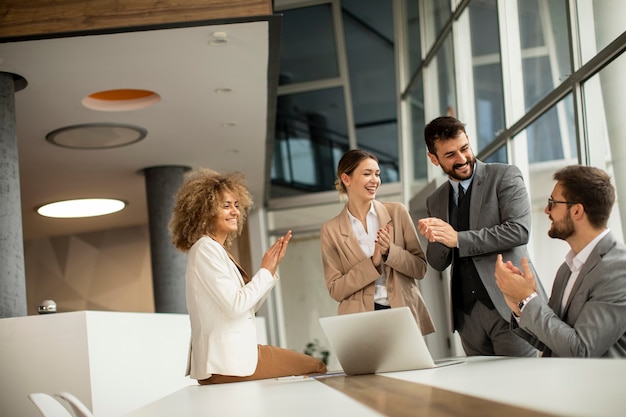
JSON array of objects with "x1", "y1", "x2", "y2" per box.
[{"x1": 457, "y1": 185, "x2": 465, "y2": 206}]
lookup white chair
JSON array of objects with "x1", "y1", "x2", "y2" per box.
[
  {"x1": 28, "y1": 393, "x2": 73, "y2": 417},
  {"x1": 55, "y1": 392, "x2": 94, "y2": 417}
]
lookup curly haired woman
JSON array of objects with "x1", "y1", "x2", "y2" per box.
[{"x1": 169, "y1": 168, "x2": 326, "y2": 384}]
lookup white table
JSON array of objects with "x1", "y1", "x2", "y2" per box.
[{"x1": 122, "y1": 357, "x2": 626, "y2": 417}]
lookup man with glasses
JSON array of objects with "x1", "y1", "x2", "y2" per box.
[
  {"x1": 418, "y1": 116, "x2": 547, "y2": 357},
  {"x1": 495, "y1": 165, "x2": 626, "y2": 357}
]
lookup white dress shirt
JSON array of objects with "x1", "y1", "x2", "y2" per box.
[{"x1": 346, "y1": 202, "x2": 389, "y2": 306}]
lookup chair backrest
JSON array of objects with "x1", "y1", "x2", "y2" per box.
[
  {"x1": 56, "y1": 392, "x2": 94, "y2": 417},
  {"x1": 28, "y1": 393, "x2": 73, "y2": 417}
]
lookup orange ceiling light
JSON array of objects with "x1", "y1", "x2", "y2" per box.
[{"x1": 82, "y1": 88, "x2": 160, "y2": 111}]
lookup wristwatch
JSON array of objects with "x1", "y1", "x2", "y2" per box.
[{"x1": 518, "y1": 292, "x2": 538, "y2": 312}]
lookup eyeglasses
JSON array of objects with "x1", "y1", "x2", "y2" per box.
[{"x1": 547, "y1": 197, "x2": 580, "y2": 211}]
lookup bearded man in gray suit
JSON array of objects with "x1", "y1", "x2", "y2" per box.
[
  {"x1": 495, "y1": 165, "x2": 626, "y2": 357},
  {"x1": 417, "y1": 116, "x2": 546, "y2": 356}
]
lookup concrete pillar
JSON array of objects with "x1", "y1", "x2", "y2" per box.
[
  {"x1": 142, "y1": 165, "x2": 190, "y2": 313},
  {"x1": 0, "y1": 72, "x2": 28, "y2": 318}
]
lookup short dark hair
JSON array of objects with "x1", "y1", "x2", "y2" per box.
[
  {"x1": 554, "y1": 165, "x2": 615, "y2": 228},
  {"x1": 424, "y1": 116, "x2": 467, "y2": 154},
  {"x1": 335, "y1": 149, "x2": 378, "y2": 195}
]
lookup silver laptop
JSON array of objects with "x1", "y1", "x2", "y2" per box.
[{"x1": 319, "y1": 307, "x2": 437, "y2": 375}]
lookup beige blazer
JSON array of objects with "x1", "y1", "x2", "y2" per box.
[
  {"x1": 320, "y1": 200, "x2": 435, "y2": 335},
  {"x1": 185, "y1": 236, "x2": 277, "y2": 380}
]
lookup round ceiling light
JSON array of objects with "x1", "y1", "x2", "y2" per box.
[
  {"x1": 37, "y1": 198, "x2": 126, "y2": 218},
  {"x1": 46, "y1": 123, "x2": 147, "y2": 149},
  {"x1": 82, "y1": 89, "x2": 160, "y2": 111}
]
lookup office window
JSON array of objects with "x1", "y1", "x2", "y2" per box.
[
  {"x1": 279, "y1": 4, "x2": 339, "y2": 85},
  {"x1": 435, "y1": 35, "x2": 456, "y2": 117},
  {"x1": 581, "y1": 52, "x2": 625, "y2": 237},
  {"x1": 577, "y1": 0, "x2": 624, "y2": 65},
  {"x1": 517, "y1": 97, "x2": 576, "y2": 292},
  {"x1": 272, "y1": 88, "x2": 349, "y2": 197},
  {"x1": 518, "y1": 0, "x2": 570, "y2": 111},
  {"x1": 271, "y1": 1, "x2": 401, "y2": 198},
  {"x1": 409, "y1": 76, "x2": 428, "y2": 181},
  {"x1": 469, "y1": 0, "x2": 505, "y2": 155},
  {"x1": 422, "y1": 0, "x2": 452, "y2": 52},
  {"x1": 406, "y1": 0, "x2": 423, "y2": 75},
  {"x1": 527, "y1": 95, "x2": 576, "y2": 164},
  {"x1": 342, "y1": 0, "x2": 398, "y2": 173}
]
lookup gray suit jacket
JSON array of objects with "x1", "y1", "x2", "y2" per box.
[
  {"x1": 424, "y1": 160, "x2": 547, "y2": 325},
  {"x1": 514, "y1": 232, "x2": 626, "y2": 357}
]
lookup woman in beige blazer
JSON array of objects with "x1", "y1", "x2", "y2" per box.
[
  {"x1": 169, "y1": 168, "x2": 326, "y2": 384},
  {"x1": 320, "y1": 150, "x2": 435, "y2": 335}
]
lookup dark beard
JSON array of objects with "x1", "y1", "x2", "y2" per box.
[
  {"x1": 548, "y1": 212, "x2": 575, "y2": 240},
  {"x1": 444, "y1": 157, "x2": 475, "y2": 181}
]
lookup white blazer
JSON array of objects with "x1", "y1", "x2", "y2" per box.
[{"x1": 185, "y1": 237, "x2": 277, "y2": 380}]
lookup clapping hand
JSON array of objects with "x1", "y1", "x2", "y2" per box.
[{"x1": 260, "y1": 230, "x2": 292, "y2": 275}]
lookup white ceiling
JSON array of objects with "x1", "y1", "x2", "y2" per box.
[{"x1": 0, "y1": 20, "x2": 271, "y2": 240}]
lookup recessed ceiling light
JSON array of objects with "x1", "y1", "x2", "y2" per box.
[
  {"x1": 46, "y1": 123, "x2": 147, "y2": 149},
  {"x1": 37, "y1": 198, "x2": 126, "y2": 218},
  {"x1": 82, "y1": 89, "x2": 160, "y2": 111}
]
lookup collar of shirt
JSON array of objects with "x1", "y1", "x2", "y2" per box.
[
  {"x1": 565, "y1": 228, "x2": 610, "y2": 273},
  {"x1": 448, "y1": 165, "x2": 475, "y2": 199},
  {"x1": 346, "y1": 202, "x2": 379, "y2": 257}
]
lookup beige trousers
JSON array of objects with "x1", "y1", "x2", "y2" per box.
[{"x1": 198, "y1": 344, "x2": 327, "y2": 385}]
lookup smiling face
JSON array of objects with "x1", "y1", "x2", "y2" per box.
[
  {"x1": 428, "y1": 132, "x2": 476, "y2": 181},
  {"x1": 341, "y1": 157, "x2": 381, "y2": 204},
  {"x1": 545, "y1": 182, "x2": 576, "y2": 241},
  {"x1": 212, "y1": 190, "x2": 240, "y2": 244}
]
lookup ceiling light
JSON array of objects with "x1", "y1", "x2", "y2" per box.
[
  {"x1": 37, "y1": 198, "x2": 126, "y2": 218},
  {"x1": 82, "y1": 89, "x2": 160, "y2": 111},
  {"x1": 46, "y1": 123, "x2": 147, "y2": 149}
]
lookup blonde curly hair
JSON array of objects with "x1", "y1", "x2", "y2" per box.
[{"x1": 169, "y1": 168, "x2": 253, "y2": 252}]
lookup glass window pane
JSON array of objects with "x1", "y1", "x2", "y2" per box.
[
  {"x1": 423, "y1": 0, "x2": 451, "y2": 52},
  {"x1": 342, "y1": 0, "x2": 398, "y2": 183},
  {"x1": 409, "y1": 76, "x2": 428, "y2": 181},
  {"x1": 406, "y1": 0, "x2": 423, "y2": 75},
  {"x1": 271, "y1": 88, "x2": 349, "y2": 198},
  {"x1": 523, "y1": 94, "x2": 576, "y2": 164},
  {"x1": 577, "y1": 0, "x2": 625, "y2": 65},
  {"x1": 518, "y1": 0, "x2": 571, "y2": 110},
  {"x1": 279, "y1": 4, "x2": 339, "y2": 85},
  {"x1": 518, "y1": 98, "x2": 576, "y2": 293},
  {"x1": 582, "y1": 52, "x2": 626, "y2": 238},
  {"x1": 436, "y1": 35, "x2": 456, "y2": 117},
  {"x1": 469, "y1": 0, "x2": 505, "y2": 154}
]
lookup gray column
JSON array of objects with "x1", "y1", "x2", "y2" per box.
[
  {"x1": 0, "y1": 72, "x2": 27, "y2": 318},
  {"x1": 142, "y1": 165, "x2": 190, "y2": 313}
]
